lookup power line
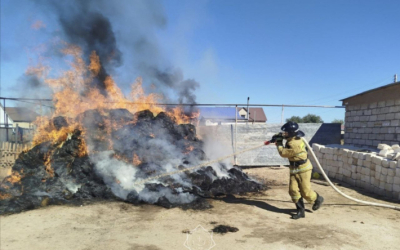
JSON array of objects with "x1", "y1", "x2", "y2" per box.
[
  {"x1": 14, "y1": 99, "x2": 55, "y2": 109},
  {"x1": 0, "y1": 97, "x2": 53, "y2": 101}
]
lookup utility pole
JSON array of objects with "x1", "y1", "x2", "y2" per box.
[
  {"x1": 281, "y1": 105, "x2": 284, "y2": 124},
  {"x1": 395, "y1": 74, "x2": 397, "y2": 83}
]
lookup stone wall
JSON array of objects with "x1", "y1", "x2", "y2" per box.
[
  {"x1": 197, "y1": 123, "x2": 341, "y2": 166},
  {"x1": 344, "y1": 99, "x2": 400, "y2": 148},
  {"x1": 311, "y1": 143, "x2": 400, "y2": 201}
]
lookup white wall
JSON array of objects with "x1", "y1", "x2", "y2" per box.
[{"x1": 0, "y1": 106, "x2": 13, "y2": 127}]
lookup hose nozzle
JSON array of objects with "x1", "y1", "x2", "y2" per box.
[{"x1": 264, "y1": 132, "x2": 283, "y2": 145}]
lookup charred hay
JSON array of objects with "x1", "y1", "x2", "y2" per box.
[
  {"x1": 212, "y1": 225, "x2": 239, "y2": 234},
  {"x1": 0, "y1": 109, "x2": 263, "y2": 214}
]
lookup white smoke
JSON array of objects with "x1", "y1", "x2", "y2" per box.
[
  {"x1": 65, "y1": 182, "x2": 82, "y2": 194},
  {"x1": 201, "y1": 133, "x2": 233, "y2": 179},
  {"x1": 164, "y1": 163, "x2": 192, "y2": 187},
  {"x1": 91, "y1": 151, "x2": 140, "y2": 199},
  {"x1": 138, "y1": 187, "x2": 196, "y2": 204},
  {"x1": 90, "y1": 145, "x2": 196, "y2": 204}
]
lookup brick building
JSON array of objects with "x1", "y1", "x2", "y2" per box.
[{"x1": 341, "y1": 81, "x2": 400, "y2": 148}]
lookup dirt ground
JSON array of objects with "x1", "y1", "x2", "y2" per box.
[{"x1": 1, "y1": 166, "x2": 400, "y2": 250}]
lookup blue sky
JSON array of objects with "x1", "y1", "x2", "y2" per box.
[{"x1": 1, "y1": 0, "x2": 400, "y2": 123}]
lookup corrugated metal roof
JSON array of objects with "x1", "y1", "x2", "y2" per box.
[
  {"x1": 198, "y1": 107, "x2": 246, "y2": 120},
  {"x1": 4, "y1": 107, "x2": 39, "y2": 122},
  {"x1": 340, "y1": 81, "x2": 400, "y2": 101}
]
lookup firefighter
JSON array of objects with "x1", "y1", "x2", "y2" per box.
[{"x1": 266, "y1": 121, "x2": 324, "y2": 219}]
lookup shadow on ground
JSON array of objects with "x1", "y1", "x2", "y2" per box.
[{"x1": 214, "y1": 194, "x2": 313, "y2": 216}]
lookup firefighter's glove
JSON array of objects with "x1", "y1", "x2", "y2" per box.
[
  {"x1": 274, "y1": 134, "x2": 284, "y2": 145},
  {"x1": 274, "y1": 133, "x2": 284, "y2": 141},
  {"x1": 270, "y1": 133, "x2": 281, "y2": 143}
]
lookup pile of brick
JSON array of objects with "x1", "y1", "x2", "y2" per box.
[{"x1": 311, "y1": 143, "x2": 400, "y2": 200}]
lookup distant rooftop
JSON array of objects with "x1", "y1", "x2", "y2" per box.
[
  {"x1": 4, "y1": 107, "x2": 39, "y2": 122},
  {"x1": 238, "y1": 107, "x2": 267, "y2": 122},
  {"x1": 198, "y1": 107, "x2": 246, "y2": 121},
  {"x1": 340, "y1": 81, "x2": 400, "y2": 101}
]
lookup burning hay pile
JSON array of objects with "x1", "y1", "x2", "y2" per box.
[
  {"x1": 0, "y1": 107, "x2": 263, "y2": 214},
  {"x1": 0, "y1": 46, "x2": 263, "y2": 214}
]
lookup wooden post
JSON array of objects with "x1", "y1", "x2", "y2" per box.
[
  {"x1": 13, "y1": 143, "x2": 16, "y2": 160},
  {"x1": 15, "y1": 124, "x2": 18, "y2": 144},
  {"x1": 2, "y1": 99, "x2": 5, "y2": 128},
  {"x1": 40, "y1": 100, "x2": 43, "y2": 127},
  {"x1": 5, "y1": 99, "x2": 8, "y2": 142}
]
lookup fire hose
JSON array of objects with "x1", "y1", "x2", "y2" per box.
[
  {"x1": 301, "y1": 138, "x2": 400, "y2": 211},
  {"x1": 135, "y1": 139, "x2": 400, "y2": 210}
]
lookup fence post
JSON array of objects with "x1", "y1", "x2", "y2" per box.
[
  {"x1": 16, "y1": 124, "x2": 19, "y2": 144},
  {"x1": 235, "y1": 105, "x2": 237, "y2": 165}
]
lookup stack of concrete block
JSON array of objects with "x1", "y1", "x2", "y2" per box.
[
  {"x1": 311, "y1": 143, "x2": 400, "y2": 200},
  {"x1": 344, "y1": 99, "x2": 400, "y2": 148}
]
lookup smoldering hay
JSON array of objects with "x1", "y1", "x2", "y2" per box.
[
  {"x1": 1, "y1": 39, "x2": 262, "y2": 214},
  {"x1": 0, "y1": 108, "x2": 263, "y2": 214},
  {"x1": 0, "y1": 0, "x2": 264, "y2": 214},
  {"x1": 0, "y1": 47, "x2": 263, "y2": 213}
]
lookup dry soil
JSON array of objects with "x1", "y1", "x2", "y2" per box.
[{"x1": 1, "y1": 166, "x2": 400, "y2": 250}]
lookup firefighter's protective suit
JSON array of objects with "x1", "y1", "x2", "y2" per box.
[{"x1": 276, "y1": 136, "x2": 317, "y2": 203}]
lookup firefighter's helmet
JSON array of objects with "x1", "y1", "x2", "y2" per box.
[
  {"x1": 281, "y1": 121, "x2": 300, "y2": 138},
  {"x1": 281, "y1": 121, "x2": 299, "y2": 132}
]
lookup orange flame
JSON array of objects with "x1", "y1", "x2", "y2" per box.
[
  {"x1": 184, "y1": 145, "x2": 195, "y2": 154},
  {"x1": 0, "y1": 193, "x2": 12, "y2": 200},
  {"x1": 112, "y1": 153, "x2": 132, "y2": 164},
  {"x1": 167, "y1": 106, "x2": 200, "y2": 125},
  {"x1": 133, "y1": 154, "x2": 142, "y2": 166},
  {"x1": 78, "y1": 137, "x2": 88, "y2": 157},
  {"x1": 29, "y1": 44, "x2": 197, "y2": 157},
  {"x1": 44, "y1": 152, "x2": 54, "y2": 177},
  {"x1": 4, "y1": 171, "x2": 22, "y2": 184}
]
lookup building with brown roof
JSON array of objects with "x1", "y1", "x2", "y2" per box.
[{"x1": 238, "y1": 107, "x2": 267, "y2": 123}]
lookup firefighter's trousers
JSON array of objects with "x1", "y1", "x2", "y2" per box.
[{"x1": 289, "y1": 170, "x2": 317, "y2": 203}]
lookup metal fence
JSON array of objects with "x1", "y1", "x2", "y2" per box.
[{"x1": 0, "y1": 126, "x2": 35, "y2": 144}]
